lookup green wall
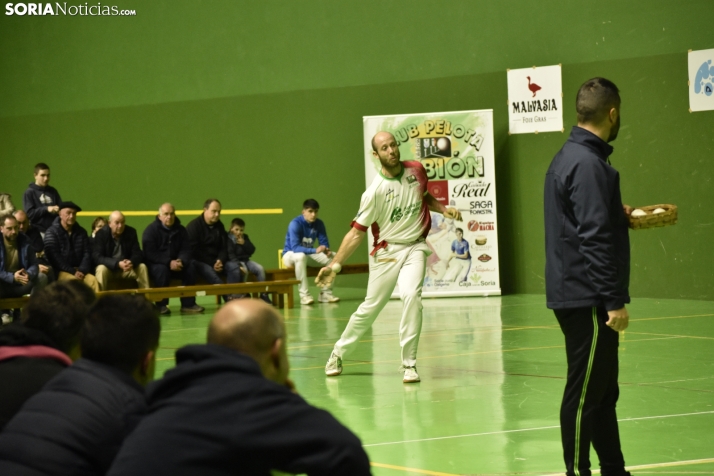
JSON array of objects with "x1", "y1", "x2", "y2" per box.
[{"x1": 1, "y1": 0, "x2": 713, "y2": 299}]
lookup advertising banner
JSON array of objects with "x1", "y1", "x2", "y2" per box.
[
  {"x1": 363, "y1": 110, "x2": 501, "y2": 298},
  {"x1": 507, "y1": 64, "x2": 563, "y2": 134},
  {"x1": 689, "y1": 48, "x2": 714, "y2": 112}
]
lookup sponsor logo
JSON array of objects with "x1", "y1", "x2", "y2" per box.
[
  {"x1": 468, "y1": 200, "x2": 494, "y2": 215},
  {"x1": 477, "y1": 254, "x2": 492, "y2": 262},
  {"x1": 477, "y1": 221, "x2": 494, "y2": 231},
  {"x1": 406, "y1": 174, "x2": 417, "y2": 184},
  {"x1": 427, "y1": 180, "x2": 449, "y2": 205},
  {"x1": 418, "y1": 137, "x2": 451, "y2": 159},
  {"x1": 452, "y1": 181, "x2": 491, "y2": 198},
  {"x1": 423, "y1": 155, "x2": 484, "y2": 180},
  {"x1": 693, "y1": 59, "x2": 713, "y2": 96},
  {"x1": 385, "y1": 189, "x2": 400, "y2": 202},
  {"x1": 5, "y1": 3, "x2": 136, "y2": 16}
]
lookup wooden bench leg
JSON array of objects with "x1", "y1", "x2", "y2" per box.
[{"x1": 286, "y1": 288, "x2": 294, "y2": 309}]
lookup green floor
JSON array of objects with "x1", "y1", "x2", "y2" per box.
[{"x1": 156, "y1": 289, "x2": 714, "y2": 476}]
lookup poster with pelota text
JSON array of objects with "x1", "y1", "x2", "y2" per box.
[{"x1": 362, "y1": 110, "x2": 501, "y2": 298}]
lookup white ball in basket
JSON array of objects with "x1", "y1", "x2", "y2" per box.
[
  {"x1": 631, "y1": 209, "x2": 647, "y2": 217},
  {"x1": 653, "y1": 208, "x2": 666, "y2": 214}
]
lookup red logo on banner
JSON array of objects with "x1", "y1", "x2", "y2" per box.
[
  {"x1": 427, "y1": 180, "x2": 449, "y2": 205},
  {"x1": 527, "y1": 76, "x2": 542, "y2": 97},
  {"x1": 477, "y1": 254, "x2": 492, "y2": 262}
]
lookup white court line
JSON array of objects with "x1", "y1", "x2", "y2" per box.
[
  {"x1": 363, "y1": 410, "x2": 714, "y2": 447},
  {"x1": 542, "y1": 457, "x2": 714, "y2": 475}
]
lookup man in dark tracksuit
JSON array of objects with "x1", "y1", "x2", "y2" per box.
[{"x1": 544, "y1": 77, "x2": 632, "y2": 476}]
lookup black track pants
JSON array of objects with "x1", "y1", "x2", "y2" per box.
[{"x1": 554, "y1": 306, "x2": 629, "y2": 476}]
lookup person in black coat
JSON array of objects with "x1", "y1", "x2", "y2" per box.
[
  {"x1": 92, "y1": 211, "x2": 149, "y2": 291},
  {"x1": 22, "y1": 163, "x2": 62, "y2": 233},
  {"x1": 185, "y1": 199, "x2": 242, "y2": 302},
  {"x1": 107, "y1": 299, "x2": 371, "y2": 476},
  {"x1": 44, "y1": 201, "x2": 100, "y2": 292},
  {"x1": 0, "y1": 280, "x2": 95, "y2": 429},
  {"x1": 14, "y1": 209, "x2": 54, "y2": 282},
  {"x1": 142, "y1": 203, "x2": 204, "y2": 315},
  {"x1": 544, "y1": 77, "x2": 632, "y2": 476},
  {"x1": 228, "y1": 217, "x2": 270, "y2": 303},
  {"x1": 0, "y1": 294, "x2": 160, "y2": 476}
]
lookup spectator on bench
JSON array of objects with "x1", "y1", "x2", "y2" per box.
[
  {"x1": 44, "y1": 201, "x2": 100, "y2": 292},
  {"x1": 186, "y1": 199, "x2": 241, "y2": 303},
  {"x1": 14, "y1": 209, "x2": 54, "y2": 283},
  {"x1": 282, "y1": 198, "x2": 339, "y2": 305},
  {"x1": 143, "y1": 203, "x2": 204, "y2": 315},
  {"x1": 93, "y1": 211, "x2": 150, "y2": 291},
  {"x1": 23, "y1": 163, "x2": 62, "y2": 234},
  {"x1": 107, "y1": 299, "x2": 371, "y2": 476},
  {"x1": 89, "y1": 216, "x2": 107, "y2": 246},
  {"x1": 0, "y1": 294, "x2": 160, "y2": 476},
  {"x1": 228, "y1": 217, "x2": 270, "y2": 304},
  {"x1": 0, "y1": 280, "x2": 95, "y2": 429},
  {"x1": 1, "y1": 214, "x2": 49, "y2": 323}
]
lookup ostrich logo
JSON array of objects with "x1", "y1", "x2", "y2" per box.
[{"x1": 526, "y1": 76, "x2": 542, "y2": 97}]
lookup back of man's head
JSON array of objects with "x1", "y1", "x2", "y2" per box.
[
  {"x1": 576, "y1": 77, "x2": 620, "y2": 125},
  {"x1": 81, "y1": 295, "x2": 160, "y2": 384},
  {"x1": 207, "y1": 300, "x2": 288, "y2": 384},
  {"x1": 21, "y1": 281, "x2": 96, "y2": 357}
]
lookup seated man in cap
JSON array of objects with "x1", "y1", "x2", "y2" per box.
[
  {"x1": 107, "y1": 299, "x2": 371, "y2": 476},
  {"x1": 0, "y1": 214, "x2": 49, "y2": 323},
  {"x1": 44, "y1": 201, "x2": 99, "y2": 292},
  {"x1": 93, "y1": 211, "x2": 150, "y2": 291}
]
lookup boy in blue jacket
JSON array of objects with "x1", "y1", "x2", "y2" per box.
[{"x1": 282, "y1": 199, "x2": 338, "y2": 305}]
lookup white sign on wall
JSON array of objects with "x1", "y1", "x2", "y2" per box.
[
  {"x1": 507, "y1": 64, "x2": 563, "y2": 134},
  {"x1": 689, "y1": 48, "x2": 714, "y2": 112}
]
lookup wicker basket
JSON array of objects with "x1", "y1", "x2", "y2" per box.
[{"x1": 628, "y1": 204, "x2": 678, "y2": 230}]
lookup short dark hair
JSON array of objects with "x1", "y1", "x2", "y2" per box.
[
  {"x1": 456, "y1": 227, "x2": 464, "y2": 234},
  {"x1": 231, "y1": 218, "x2": 245, "y2": 228},
  {"x1": 576, "y1": 77, "x2": 620, "y2": 124},
  {"x1": 203, "y1": 198, "x2": 221, "y2": 209},
  {"x1": 1, "y1": 214, "x2": 17, "y2": 226},
  {"x1": 303, "y1": 199, "x2": 319, "y2": 210},
  {"x1": 21, "y1": 281, "x2": 96, "y2": 354},
  {"x1": 81, "y1": 295, "x2": 161, "y2": 374},
  {"x1": 34, "y1": 163, "x2": 50, "y2": 174}
]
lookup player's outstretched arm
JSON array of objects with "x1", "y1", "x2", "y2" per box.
[
  {"x1": 315, "y1": 227, "x2": 365, "y2": 287},
  {"x1": 424, "y1": 192, "x2": 462, "y2": 221}
]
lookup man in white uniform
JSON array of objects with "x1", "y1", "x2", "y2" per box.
[{"x1": 317, "y1": 131, "x2": 461, "y2": 383}]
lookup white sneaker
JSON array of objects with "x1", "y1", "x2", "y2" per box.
[
  {"x1": 300, "y1": 295, "x2": 314, "y2": 305},
  {"x1": 325, "y1": 352, "x2": 343, "y2": 376},
  {"x1": 1, "y1": 313, "x2": 12, "y2": 325},
  {"x1": 318, "y1": 291, "x2": 340, "y2": 303},
  {"x1": 402, "y1": 366, "x2": 420, "y2": 383}
]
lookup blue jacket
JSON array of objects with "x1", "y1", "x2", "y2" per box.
[
  {"x1": 544, "y1": 126, "x2": 630, "y2": 311},
  {"x1": 0, "y1": 358, "x2": 146, "y2": 476},
  {"x1": 282, "y1": 215, "x2": 329, "y2": 255},
  {"x1": 107, "y1": 344, "x2": 371, "y2": 476},
  {"x1": 0, "y1": 233, "x2": 39, "y2": 284},
  {"x1": 44, "y1": 217, "x2": 93, "y2": 275}
]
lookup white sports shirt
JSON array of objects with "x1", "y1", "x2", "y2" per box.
[{"x1": 351, "y1": 161, "x2": 431, "y2": 251}]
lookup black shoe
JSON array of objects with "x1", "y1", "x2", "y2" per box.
[
  {"x1": 180, "y1": 305, "x2": 205, "y2": 315},
  {"x1": 260, "y1": 293, "x2": 272, "y2": 304},
  {"x1": 157, "y1": 305, "x2": 171, "y2": 316}
]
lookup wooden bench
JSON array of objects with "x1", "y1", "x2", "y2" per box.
[
  {"x1": 264, "y1": 263, "x2": 369, "y2": 281},
  {"x1": 0, "y1": 280, "x2": 301, "y2": 313}
]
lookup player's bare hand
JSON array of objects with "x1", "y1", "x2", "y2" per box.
[
  {"x1": 443, "y1": 207, "x2": 462, "y2": 221},
  {"x1": 623, "y1": 204, "x2": 633, "y2": 216},
  {"x1": 606, "y1": 306, "x2": 629, "y2": 332},
  {"x1": 315, "y1": 245, "x2": 327, "y2": 254},
  {"x1": 38, "y1": 264, "x2": 49, "y2": 274},
  {"x1": 315, "y1": 267, "x2": 335, "y2": 288}
]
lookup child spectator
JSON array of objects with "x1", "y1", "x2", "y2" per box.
[{"x1": 228, "y1": 218, "x2": 270, "y2": 303}]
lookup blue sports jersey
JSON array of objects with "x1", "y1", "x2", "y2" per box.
[{"x1": 451, "y1": 239, "x2": 470, "y2": 259}]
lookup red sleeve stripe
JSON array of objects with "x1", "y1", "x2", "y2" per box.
[{"x1": 351, "y1": 221, "x2": 368, "y2": 232}]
